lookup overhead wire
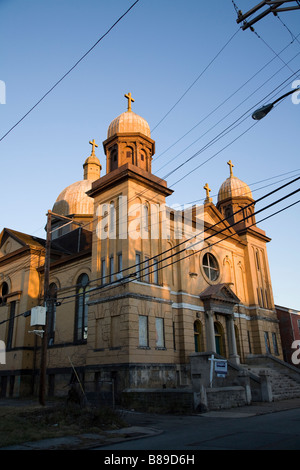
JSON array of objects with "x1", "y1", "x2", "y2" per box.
[
  {"x1": 42, "y1": 67, "x2": 300, "y2": 258},
  {"x1": 2, "y1": 194, "x2": 299, "y2": 327},
  {"x1": 0, "y1": 0, "x2": 140, "y2": 143},
  {"x1": 2, "y1": 4, "x2": 300, "y2": 323},
  {"x1": 151, "y1": 28, "x2": 241, "y2": 133},
  {"x1": 55, "y1": 182, "x2": 300, "y2": 306},
  {"x1": 185, "y1": 168, "x2": 300, "y2": 205},
  {"x1": 4, "y1": 6, "x2": 298, "y2": 287},
  {"x1": 40, "y1": 39, "x2": 300, "y2": 246},
  {"x1": 155, "y1": 47, "x2": 300, "y2": 174},
  {"x1": 154, "y1": 30, "x2": 300, "y2": 169},
  {"x1": 48, "y1": 169, "x2": 300, "y2": 296},
  {"x1": 54, "y1": 175, "x2": 300, "y2": 298}
]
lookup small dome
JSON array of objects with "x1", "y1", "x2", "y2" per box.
[
  {"x1": 218, "y1": 175, "x2": 253, "y2": 202},
  {"x1": 52, "y1": 180, "x2": 94, "y2": 216},
  {"x1": 107, "y1": 110, "x2": 151, "y2": 139}
]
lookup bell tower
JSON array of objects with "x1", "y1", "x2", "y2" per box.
[
  {"x1": 216, "y1": 160, "x2": 256, "y2": 232},
  {"x1": 102, "y1": 93, "x2": 155, "y2": 174}
]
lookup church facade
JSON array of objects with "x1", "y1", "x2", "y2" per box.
[{"x1": 0, "y1": 94, "x2": 283, "y2": 399}]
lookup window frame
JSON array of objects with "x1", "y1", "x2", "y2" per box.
[
  {"x1": 202, "y1": 252, "x2": 220, "y2": 282},
  {"x1": 74, "y1": 273, "x2": 89, "y2": 343},
  {"x1": 155, "y1": 317, "x2": 165, "y2": 349},
  {"x1": 138, "y1": 315, "x2": 149, "y2": 348}
]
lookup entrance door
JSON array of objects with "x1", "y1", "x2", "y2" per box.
[
  {"x1": 215, "y1": 334, "x2": 221, "y2": 355},
  {"x1": 214, "y1": 322, "x2": 224, "y2": 356}
]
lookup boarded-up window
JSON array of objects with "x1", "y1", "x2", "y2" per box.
[
  {"x1": 139, "y1": 315, "x2": 148, "y2": 347},
  {"x1": 155, "y1": 317, "x2": 165, "y2": 348},
  {"x1": 111, "y1": 316, "x2": 120, "y2": 347}
]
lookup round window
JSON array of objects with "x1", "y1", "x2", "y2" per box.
[{"x1": 202, "y1": 253, "x2": 219, "y2": 281}]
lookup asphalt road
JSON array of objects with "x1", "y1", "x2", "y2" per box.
[{"x1": 93, "y1": 407, "x2": 300, "y2": 451}]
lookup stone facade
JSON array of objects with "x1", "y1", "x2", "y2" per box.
[{"x1": 0, "y1": 95, "x2": 284, "y2": 401}]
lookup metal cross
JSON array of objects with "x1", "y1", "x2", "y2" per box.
[
  {"x1": 124, "y1": 92, "x2": 135, "y2": 112},
  {"x1": 89, "y1": 139, "x2": 98, "y2": 156},
  {"x1": 227, "y1": 160, "x2": 234, "y2": 177},
  {"x1": 204, "y1": 183, "x2": 211, "y2": 199}
]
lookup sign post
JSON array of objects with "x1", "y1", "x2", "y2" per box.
[{"x1": 208, "y1": 354, "x2": 228, "y2": 387}]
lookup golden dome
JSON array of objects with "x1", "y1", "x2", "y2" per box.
[
  {"x1": 218, "y1": 160, "x2": 253, "y2": 203},
  {"x1": 218, "y1": 175, "x2": 253, "y2": 202},
  {"x1": 52, "y1": 180, "x2": 94, "y2": 216},
  {"x1": 107, "y1": 110, "x2": 151, "y2": 139}
]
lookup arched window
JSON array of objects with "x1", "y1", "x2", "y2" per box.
[
  {"x1": 110, "y1": 148, "x2": 118, "y2": 171},
  {"x1": 0, "y1": 282, "x2": 9, "y2": 305},
  {"x1": 48, "y1": 283, "x2": 57, "y2": 346},
  {"x1": 140, "y1": 149, "x2": 148, "y2": 170},
  {"x1": 126, "y1": 146, "x2": 134, "y2": 164},
  {"x1": 202, "y1": 253, "x2": 219, "y2": 281},
  {"x1": 194, "y1": 320, "x2": 203, "y2": 352},
  {"x1": 109, "y1": 201, "x2": 116, "y2": 237},
  {"x1": 75, "y1": 273, "x2": 89, "y2": 342},
  {"x1": 142, "y1": 203, "x2": 149, "y2": 239}
]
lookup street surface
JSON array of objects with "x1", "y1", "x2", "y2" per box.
[{"x1": 93, "y1": 407, "x2": 300, "y2": 451}]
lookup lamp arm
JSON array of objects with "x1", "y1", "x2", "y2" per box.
[{"x1": 272, "y1": 87, "x2": 300, "y2": 105}]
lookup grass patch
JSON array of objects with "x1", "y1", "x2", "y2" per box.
[{"x1": 0, "y1": 401, "x2": 127, "y2": 448}]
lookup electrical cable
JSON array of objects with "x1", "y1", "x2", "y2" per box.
[
  {"x1": 0, "y1": 0, "x2": 140, "y2": 143},
  {"x1": 1, "y1": 182, "x2": 299, "y2": 324},
  {"x1": 69, "y1": 65, "x2": 300, "y2": 248},
  {"x1": 50, "y1": 169, "x2": 300, "y2": 295},
  {"x1": 151, "y1": 28, "x2": 240, "y2": 133},
  {"x1": 54, "y1": 176, "x2": 300, "y2": 298},
  {"x1": 154, "y1": 31, "x2": 300, "y2": 168},
  {"x1": 155, "y1": 49, "x2": 300, "y2": 173},
  {"x1": 56, "y1": 186, "x2": 300, "y2": 306}
]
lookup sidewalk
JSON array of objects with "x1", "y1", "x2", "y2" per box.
[
  {"x1": 1, "y1": 425, "x2": 162, "y2": 450},
  {"x1": 1, "y1": 397, "x2": 300, "y2": 450},
  {"x1": 198, "y1": 397, "x2": 300, "y2": 418}
]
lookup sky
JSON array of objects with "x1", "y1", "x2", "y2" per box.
[{"x1": 0, "y1": 0, "x2": 299, "y2": 310}]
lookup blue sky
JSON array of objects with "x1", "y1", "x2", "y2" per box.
[{"x1": 0, "y1": 0, "x2": 299, "y2": 309}]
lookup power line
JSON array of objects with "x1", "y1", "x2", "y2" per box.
[
  {"x1": 39, "y1": 68, "x2": 300, "y2": 271},
  {"x1": 56, "y1": 185, "x2": 300, "y2": 306},
  {"x1": 70, "y1": 65, "x2": 300, "y2": 247},
  {"x1": 46, "y1": 169, "x2": 300, "y2": 297},
  {"x1": 155, "y1": 44, "x2": 300, "y2": 173},
  {"x1": 1, "y1": 180, "x2": 299, "y2": 323},
  {"x1": 151, "y1": 28, "x2": 240, "y2": 133},
  {"x1": 55, "y1": 176, "x2": 300, "y2": 298},
  {"x1": 4, "y1": 193, "x2": 300, "y2": 329},
  {"x1": 0, "y1": 0, "x2": 140, "y2": 143},
  {"x1": 252, "y1": 27, "x2": 300, "y2": 80},
  {"x1": 185, "y1": 168, "x2": 300, "y2": 205}
]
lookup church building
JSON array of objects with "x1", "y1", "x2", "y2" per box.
[{"x1": 0, "y1": 93, "x2": 283, "y2": 401}]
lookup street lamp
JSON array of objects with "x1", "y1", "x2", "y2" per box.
[{"x1": 252, "y1": 88, "x2": 300, "y2": 120}]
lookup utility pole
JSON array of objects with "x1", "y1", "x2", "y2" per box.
[
  {"x1": 38, "y1": 210, "x2": 83, "y2": 406},
  {"x1": 39, "y1": 210, "x2": 51, "y2": 406},
  {"x1": 236, "y1": 1, "x2": 300, "y2": 30}
]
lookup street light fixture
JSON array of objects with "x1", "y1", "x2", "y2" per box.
[{"x1": 252, "y1": 88, "x2": 300, "y2": 120}]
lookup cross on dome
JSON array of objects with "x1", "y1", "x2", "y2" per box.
[
  {"x1": 204, "y1": 183, "x2": 211, "y2": 199},
  {"x1": 124, "y1": 92, "x2": 135, "y2": 112},
  {"x1": 89, "y1": 139, "x2": 98, "y2": 156},
  {"x1": 227, "y1": 160, "x2": 234, "y2": 177}
]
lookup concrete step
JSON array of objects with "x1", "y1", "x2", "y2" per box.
[{"x1": 245, "y1": 365, "x2": 300, "y2": 400}]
